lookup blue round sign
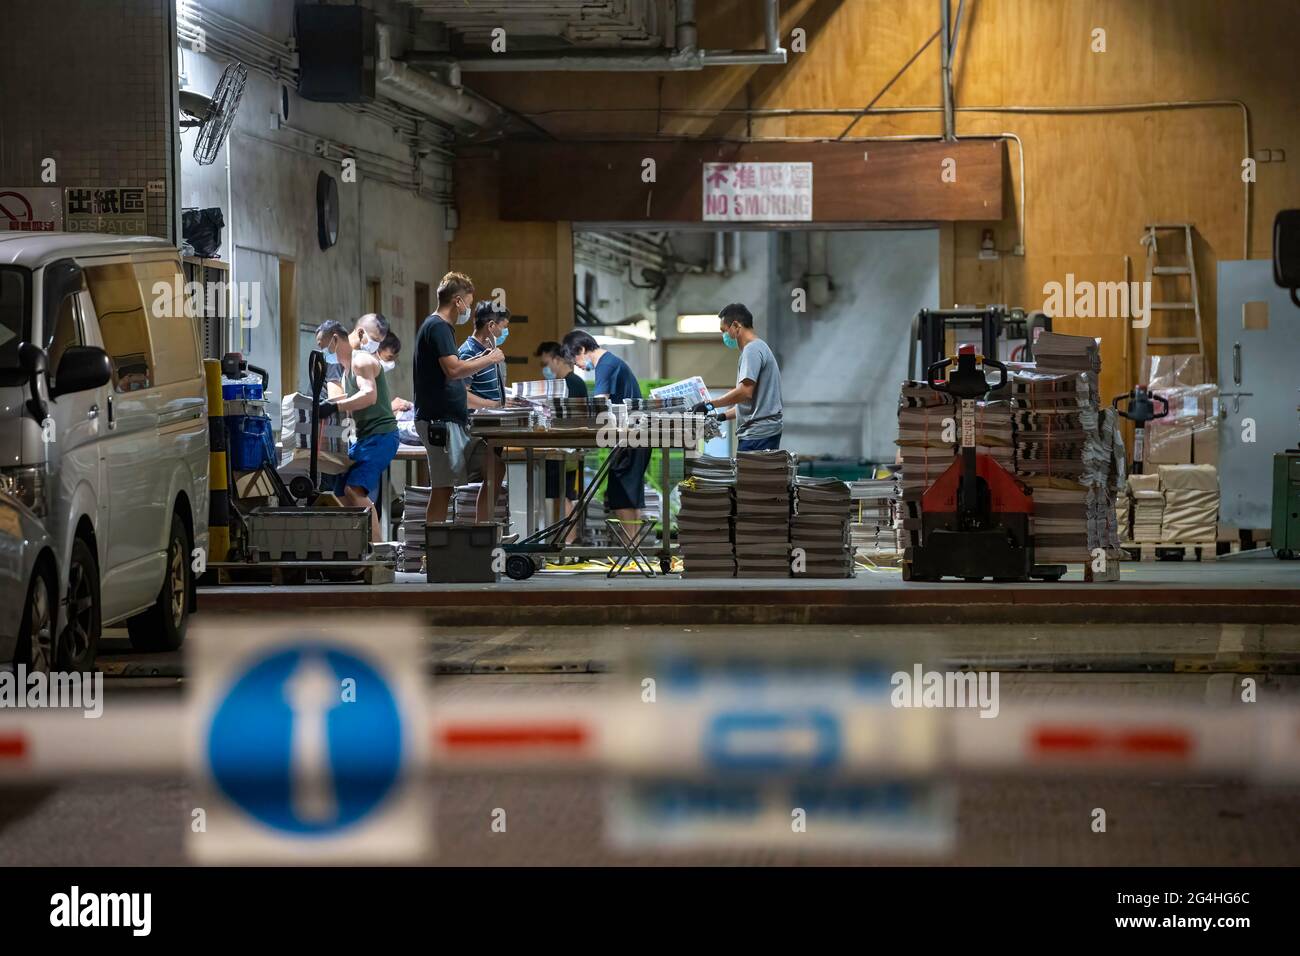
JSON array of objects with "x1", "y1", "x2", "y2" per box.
[{"x1": 206, "y1": 643, "x2": 404, "y2": 834}]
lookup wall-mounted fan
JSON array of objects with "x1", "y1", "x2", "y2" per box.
[{"x1": 181, "y1": 62, "x2": 249, "y2": 166}]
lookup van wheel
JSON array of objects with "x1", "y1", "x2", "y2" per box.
[
  {"x1": 127, "y1": 513, "x2": 191, "y2": 652},
  {"x1": 60, "y1": 538, "x2": 101, "y2": 672},
  {"x1": 17, "y1": 564, "x2": 57, "y2": 675}
]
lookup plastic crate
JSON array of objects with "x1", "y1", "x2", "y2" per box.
[
  {"x1": 426, "y1": 523, "x2": 500, "y2": 583},
  {"x1": 245, "y1": 507, "x2": 371, "y2": 562}
]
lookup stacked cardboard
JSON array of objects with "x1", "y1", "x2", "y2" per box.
[
  {"x1": 791, "y1": 477, "x2": 854, "y2": 578},
  {"x1": 677, "y1": 459, "x2": 736, "y2": 577},
  {"x1": 1033, "y1": 332, "x2": 1101, "y2": 376},
  {"x1": 1128, "y1": 473, "x2": 1164, "y2": 543},
  {"x1": 1158, "y1": 464, "x2": 1219, "y2": 543},
  {"x1": 734, "y1": 450, "x2": 794, "y2": 577}
]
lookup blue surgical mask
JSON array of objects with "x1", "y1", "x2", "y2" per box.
[
  {"x1": 324, "y1": 349, "x2": 340, "y2": 366},
  {"x1": 722, "y1": 331, "x2": 739, "y2": 350},
  {"x1": 542, "y1": 366, "x2": 556, "y2": 381},
  {"x1": 495, "y1": 328, "x2": 509, "y2": 346}
]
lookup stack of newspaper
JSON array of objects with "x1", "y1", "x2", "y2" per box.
[
  {"x1": 1032, "y1": 331, "x2": 1101, "y2": 376},
  {"x1": 470, "y1": 407, "x2": 535, "y2": 430},
  {"x1": 734, "y1": 450, "x2": 794, "y2": 577},
  {"x1": 791, "y1": 477, "x2": 854, "y2": 578},
  {"x1": 451, "y1": 482, "x2": 510, "y2": 528},
  {"x1": 1128, "y1": 473, "x2": 1164, "y2": 543},
  {"x1": 400, "y1": 485, "x2": 431, "y2": 572},
  {"x1": 677, "y1": 466, "x2": 736, "y2": 576},
  {"x1": 850, "y1": 475, "x2": 901, "y2": 561}
]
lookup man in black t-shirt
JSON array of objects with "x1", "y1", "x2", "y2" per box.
[{"x1": 412, "y1": 271, "x2": 503, "y2": 524}]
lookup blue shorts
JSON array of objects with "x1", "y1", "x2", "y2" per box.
[
  {"x1": 737, "y1": 432, "x2": 782, "y2": 452},
  {"x1": 340, "y1": 429, "x2": 400, "y2": 500}
]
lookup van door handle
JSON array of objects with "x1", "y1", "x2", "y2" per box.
[
  {"x1": 107, "y1": 395, "x2": 116, "y2": 429},
  {"x1": 87, "y1": 404, "x2": 98, "y2": 419}
]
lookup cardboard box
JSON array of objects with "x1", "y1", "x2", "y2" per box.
[
  {"x1": 1146, "y1": 423, "x2": 1192, "y2": 465},
  {"x1": 1193, "y1": 424, "x2": 1219, "y2": 467}
]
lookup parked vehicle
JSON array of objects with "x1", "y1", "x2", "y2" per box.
[
  {"x1": 0, "y1": 233, "x2": 209, "y2": 670},
  {"x1": 0, "y1": 489, "x2": 58, "y2": 673}
]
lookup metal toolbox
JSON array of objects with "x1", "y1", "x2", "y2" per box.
[
  {"x1": 426, "y1": 523, "x2": 500, "y2": 583},
  {"x1": 245, "y1": 507, "x2": 371, "y2": 562}
]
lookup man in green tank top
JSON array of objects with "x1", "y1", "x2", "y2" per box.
[{"x1": 317, "y1": 313, "x2": 400, "y2": 543}]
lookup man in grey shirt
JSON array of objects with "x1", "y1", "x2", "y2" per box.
[{"x1": 692, "y1": 302, "x2": 784, "y2": 450}]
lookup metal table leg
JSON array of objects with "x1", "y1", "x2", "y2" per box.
[{"x1": 524, "y1": 447, "x2": 535, "y2": 535}]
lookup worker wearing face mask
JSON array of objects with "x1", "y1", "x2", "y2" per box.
[
  {"x1": 314, "y1": 313, "x2": 400, "y2": 542},
  {"x1": 458, "y1": 301, "x2": 511, "y2": 407},
  {"x1": 692, "y1": 302, "x2": 784, "y2": 451},
  {"x1": 413, "y1": 271, "x2": 504, "y2": 524}
]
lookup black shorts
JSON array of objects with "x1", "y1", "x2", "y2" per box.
[
  {"x1": 545, "y1": 460, "x2": 579, "y2": 501},
  {"x1": 604, "y1": 446, "x2": 650, "y2": 511}
]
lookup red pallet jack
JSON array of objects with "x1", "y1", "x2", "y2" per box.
[{"x1": 903, "y1": 345, "x2": 1064, "y2": 583}]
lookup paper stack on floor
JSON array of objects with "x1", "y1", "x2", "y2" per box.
[
  {"x1": 1158, "y1": 464, "x2": 1219, "y2": 543},
  {"x1": 678, "y1": 458, "x2": 736, "y2": 577},
  {"x1": 734, "y1": 450, "x2": 794, "y2": 577},
  {"x1": 791, "y1": 477, "x2": 854, "y2": 578},
  {"x1": 400, "y1": 485, "x2": 431, "y2": 571},
  {"x1": 850, "y1": 476, "x2": 900, "y2": 560},
  {"x1": 1032, "y1": 332, "x2": 1101, "y2": 376},
  {"x1": 1128, "y1": 473, "x2": 1164, "y2": 543}
]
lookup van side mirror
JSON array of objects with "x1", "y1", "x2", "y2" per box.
[
  {"x1": 18, "y1": 342, "x2": 48, "y2": 419},
  {"x1": 51, "y1": 346, "x2": 112, "y2": 399},
  {"x1": 1274, "y1": 209, "x2": 1300, "y2": 307}
]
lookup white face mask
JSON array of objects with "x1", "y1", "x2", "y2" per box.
[
  {"x1": 380, "y1": 359, "x2": 396, "y2": 372},
  {"x1": 361, "y1": 335, "x2": 381, "y2": 354},
  {"x1": 456, "y1": 300, "x2": 472, "y2": 325}
]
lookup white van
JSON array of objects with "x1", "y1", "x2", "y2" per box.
[{"x1": 0, "y1": 233, "x2": 208, "y2": 670}]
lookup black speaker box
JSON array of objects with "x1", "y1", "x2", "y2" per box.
[{"x1": 295, "y1": 4, "x2": 376, "y2": 103}]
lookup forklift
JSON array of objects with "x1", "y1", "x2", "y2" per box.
[{"x1": 902, "y1": 308, "x2": 1064, "y2": 583}]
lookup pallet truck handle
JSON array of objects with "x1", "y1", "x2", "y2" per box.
[
  {"x1": 983, "y1": 357, "x2": 1009, "y2": 391},
  {"x1": 925, "y1": 357, "x2": 953, "y2": 393},
  {"x1": 1151, "y1": 393, "x2": 1170, "y2": 419}
]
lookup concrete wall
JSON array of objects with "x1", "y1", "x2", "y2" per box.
[{"x1": 0, "y1": 0, "x2": 175, "y2": 239}]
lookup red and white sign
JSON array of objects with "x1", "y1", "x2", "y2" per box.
[
  {"x1": 702, "y1": 162, "x2": 813, "y2": 222},
  {"x1": 0, "y1": 187, "x2": 63, "y2": 231}
]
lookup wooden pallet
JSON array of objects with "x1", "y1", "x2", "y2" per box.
[
  {"x1": 211, "y1": 561, "x2": 395, "y2": 586},
  {"x1": 1121, "y1": 542, "x2": 1217, "y2": 562}
]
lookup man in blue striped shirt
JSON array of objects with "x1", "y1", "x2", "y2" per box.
[{"x1": 458, "y1": 301, "x2": 510, "y2": 407}]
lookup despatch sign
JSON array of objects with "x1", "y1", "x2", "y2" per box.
[
  {"x1": 702, "y1": 162, "x2": 813, "y2": 222},
  {"x1": 64, "y1": 186, "x2": 148, "y2": 235}
]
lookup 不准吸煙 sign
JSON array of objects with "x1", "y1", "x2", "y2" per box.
[{"x1": 702, "y1": 162, "x2": 813, "y2": 222}]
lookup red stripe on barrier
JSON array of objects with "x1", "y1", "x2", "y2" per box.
[
  {"x1": 440, "y1": 723, "x2": 589, "y2": 750},
  {"x1": 1033, "y1": 727, "x2": 1191, "y2": 759},
  {"x1": 0, "y1": 733, "x2": 27, "y2": 759}
]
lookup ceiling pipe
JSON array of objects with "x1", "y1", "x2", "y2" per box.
[
  {"x1": 406, "y1": 0, "x2": 786, "y2": 73},
  {"x1": 375, "y1": 23, "x2": 502, "y2": 130},
  {"x1": 713, "y1": 232, "x2": 728, "y2": 274},
  {"x1": 729, "y1": 231, "x2": 744, "y2": 274}
]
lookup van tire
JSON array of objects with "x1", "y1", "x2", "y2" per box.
[
  {"x1": 127, "y1": 513, "x2": 191, "y2": 652},
  {"x1": 60, "y1": 537, "x2": 101, "y2": 672},
  {"x1": 17, "y1": 563, "x2": 57, "y2": 675}
]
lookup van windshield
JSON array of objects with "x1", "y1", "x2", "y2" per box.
[{"x1": 0, "y1": 266, "x2": 32, "y2": 383}]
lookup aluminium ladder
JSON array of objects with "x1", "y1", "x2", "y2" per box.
[{"x1": 1138, "y1": 223, "x2": 1205, "y2": 382}]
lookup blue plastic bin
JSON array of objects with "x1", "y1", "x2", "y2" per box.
[
  {"x1": 228, "y1": 415, "x2": 275, "y2": 471},
  {"x1": 222, "y1": 382, "x2": 265, "y2": 401}
]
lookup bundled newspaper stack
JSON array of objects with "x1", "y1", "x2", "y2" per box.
[
  {"x1": 850, "y1": 475, "x2": 901, "y2": 561},
  {"x1": 1032, "y1": 331, "x2": 1102, "y2": 377},
  {"x1": 451, "y1": 482, "x2": 511, "y2": 528},
  {"x1": 1128, "y1": 473, "x2": 1164, "y2": 544},
  {"x1": 677, "y1": 455, "x2": 737, "y2": 577},
  {"x1": 470, "y1": 407, "x2": 535, "y2": 431},
  {"x1": 791, "y1": 477, "x2": 854, "y2": 578},
  {"x1": 400, "y1": 485, "x2": 431, "y2": 572},
  {"x1": 734, "y1": 450, "x2": 794, "y2": 577},
  {"x1": 1158, "y1": 464, "x2": 1219, "y2": 543},
  {"x1": 512, "y1": 378, "x2": 568, "y2": 400},
  {"x1": 279, "y1": 391, "x2": 351, "y2": 482}
]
